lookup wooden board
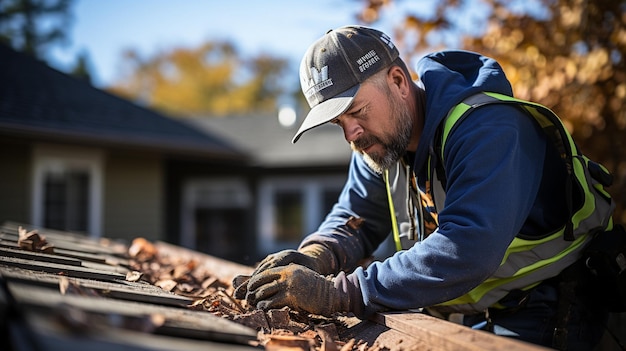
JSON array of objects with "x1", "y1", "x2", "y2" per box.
[
  {"x1": 7, "y1": 282, "x2": 257, "y2": 345},
  {"x1": 0, "y1": 238, "x2": 127, "y2": 266},
  {"x1": 0, "y1": 246, "x2": 83, "y2": 266},
  {"x1": 371, "y1": 311, "x2": 551, "y2": 351},
  {"x1": 154, "y1": 241, "x2": 254, "y2": 284},
  {"x1": 16, "y1": 309, "x2": 257, "y2": 351},
  {"x1": 0, "y1": 255, "x2": 126, "y2": 281},
  {"x1": 53, "y1": 247, "x2": 129, "y2": 266},
  {"x1": 0, "y1": 223, "x2": 127, "y2": 256},
  {"x1": 339, "y1": 317, "x2": 433, "y2": 351},
  {"x1": 0, "y1": 265, "x2": 193, "y2": 307},
  {"x1": 1, "y1": 221, "x2": 562, "y2": 350},
  {"x1": 1, "y1": 222, "x2": 260, "y2": 350}
]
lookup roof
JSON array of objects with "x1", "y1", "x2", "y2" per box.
[
  {"x1": 0, "y1": 222, "x2": 552, "y2": 351},
  {"x1": 187, "y1": 114, "x2": 353, "y2": 168},
  {"x1": 0, "y1": 44, "x2": 244, "y2": 160},
  {"x1": 0, "y1": 222, "x2": 258, "y2": 350}
]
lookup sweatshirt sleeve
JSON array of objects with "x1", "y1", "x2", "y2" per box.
[
  {"x1": 300, "y1": 152, "x2": 393, "y2": 273},
  {"x1": 351, "y1": 104, "x2": 548, "y2": 318}
]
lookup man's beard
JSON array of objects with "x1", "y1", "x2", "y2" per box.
[{"x1": 351, "y1": 93, "x2": 413, "y2": 174}]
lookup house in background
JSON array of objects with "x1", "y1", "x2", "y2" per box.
[
  {"x1": 181, "y1": 114, "x2": 352, "y2": 260},
  {"x1": 0, "y1": 43, "x2": 353, "y2": 265},
  {"x1": 0, "y1": 43, "x2": 250, "y2": 258}
]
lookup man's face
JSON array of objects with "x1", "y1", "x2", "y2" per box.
[{"x1": 331, "y1": 79, "x2": 413, "y2": 174}]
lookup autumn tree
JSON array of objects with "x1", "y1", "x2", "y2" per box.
[
  {"x1": 361, "y1": 0, "x2": 626, "y2": 222},
  {"x1": 108, "y1": 41, "x2": 289, "y2": 117}
]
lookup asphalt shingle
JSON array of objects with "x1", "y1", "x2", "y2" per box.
[{"x1": 0, "y1": 44, "x2": 243, "y2": 160}]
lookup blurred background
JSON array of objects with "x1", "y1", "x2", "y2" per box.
[
  {"x1": 0, "y1": 0, "x2": 625, "y2": 263},
  {"x1": 1, "y1": 2, "x2": 625, "y2": 349}
]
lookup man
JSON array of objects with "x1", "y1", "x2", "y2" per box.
[{"x1": 233, "y1": 25, "x2": 615, "y2": 350}]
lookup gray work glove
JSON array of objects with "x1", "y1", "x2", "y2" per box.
[
  {"x1": 245, "y1": 264, "x2": 351, "y2": 316},
  {"x1": 233, "y1": 243, "x2": 337, "y2": 299}
]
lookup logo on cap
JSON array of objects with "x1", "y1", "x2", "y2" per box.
[
  {"x1": 303, "y1": 65, "x2": 333, "y2": 101},
  {"x1": 379, "y1": 33, "x2": 395, "y2": 50},
  {"x1": 356, "y1": 50, "x2": 381, "y2": 73}
]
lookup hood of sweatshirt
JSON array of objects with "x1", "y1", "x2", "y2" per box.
[{"x1": 412, "y1": 50, "x2": 514, "y2": 177}]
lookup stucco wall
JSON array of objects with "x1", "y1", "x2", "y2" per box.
[{"x1": 104, "y1": 152, "x2": 163, "y2": 243}]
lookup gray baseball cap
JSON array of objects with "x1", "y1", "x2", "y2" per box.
[{"x1": 292, "y1": 25, "x2": 399, "y2": 143}]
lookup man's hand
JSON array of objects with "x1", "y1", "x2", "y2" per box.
[
  {"x1": 255, "y1": 248, "x2": 324, "y2": 274},
  {"x1": 233, "y1": 244, "x2": 336, "y2": 299},
  {"x1": 243, "y1": 264, "x2": 349, "y2": 316}
]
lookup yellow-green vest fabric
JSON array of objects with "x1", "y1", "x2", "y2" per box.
[{"x1": 386, "y1": 92, "x2": 615, "y2": 314}]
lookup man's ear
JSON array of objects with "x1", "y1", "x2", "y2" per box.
[{"x1": 388, "y1": 66, "x2": 409, "y2": 98}]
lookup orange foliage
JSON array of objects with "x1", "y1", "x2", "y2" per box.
[
  {"x1": 363, "y1": 0, "x2": 626, "y2": 222},
  {"x1": 107, "y1": 41, "x2": 288, "y2": 118}
]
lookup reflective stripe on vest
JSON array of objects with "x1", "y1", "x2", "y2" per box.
[{"x1": 385, "y1": 92, "x2": 615, "y2": 314}]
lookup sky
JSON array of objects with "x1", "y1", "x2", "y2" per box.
[{"x1": 48, "y1": 0, "x2": 439, "y2": 89}]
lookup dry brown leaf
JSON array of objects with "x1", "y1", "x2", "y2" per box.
[
  {"x1": 189, "y1": 298, "x2": 208, "y2": 309},
  {"x1": 339, "y1": 339, "x2": 356, "y2": 351},
  {"x1": 128, "y1": 237, "x2": 157, "y2": 260},
  {"x1": 125, "y1": 271, "x2": 143, "y2": 282},
  {"x1": 201, "y1": 276, "x2": 219, "y2": 289},
  {"x1": 58, "y1": 277, "x2": 99, "y2": 297},
  {"x1": 155, "y1": 279, "x2": 177, "y2": 292},
  {"x1": 125, "y1": 235, "x2": 367, "y2": 350},
  {"x1": 172, "y1": 264, "x2": 190, "y2": 279},
  {"x1": 40, "y1": 244, "x2": 55, "y2": 254},
  {"x1": 263, "y1": 334, "x2": 313, "y2": 351},
  {"x1": 316, "y1": 324, "x2": 339, "y2": 351},
  {"x1": 18, "y1": 239, "x2": 33, "y2": 251},
  {"x1": 18, "y1": 226, "x2": 54, "y2": 253},
  {"x1": 59, "y1": 276, "x2": 70, "y2": 295},
  {"x1": 176, "y1": 283, "x2": 195, "y2": 293}
]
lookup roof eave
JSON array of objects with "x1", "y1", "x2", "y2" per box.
[{"x1": 0, "y1": 122, "x2": 248, "y2": 161}]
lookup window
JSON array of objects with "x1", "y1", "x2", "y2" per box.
[
  {"x1": 43, "y1": 169, "x2": 90, "y2": 232},
  {"x1": 180, "y1": 179, "x2": 251, "y2": 260},
  {"x1": 32, "y1": 145, "x2": 103, "y2": 237},
  {"x1": 258, "y1": 175, "x2": 346, "y2": 254},
  {"x1": 194, "y1": 207, "x2": 246, "y2": 259},
  {"x1": 274, "y1": 190, "x2": 303, "y2": 242}
]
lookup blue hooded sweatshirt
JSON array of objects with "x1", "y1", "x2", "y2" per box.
[{"x1": 300, "y1": 51, "x2": 568, "y2": 318}]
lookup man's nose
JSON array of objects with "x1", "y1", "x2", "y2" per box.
[{"x1": 341, "y1": 118, "x2": 363, "y2": 143}]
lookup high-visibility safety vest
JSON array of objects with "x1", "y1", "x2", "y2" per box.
[{"x1": 384, "y1": 92, "x2": 615, "y2": 314}]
